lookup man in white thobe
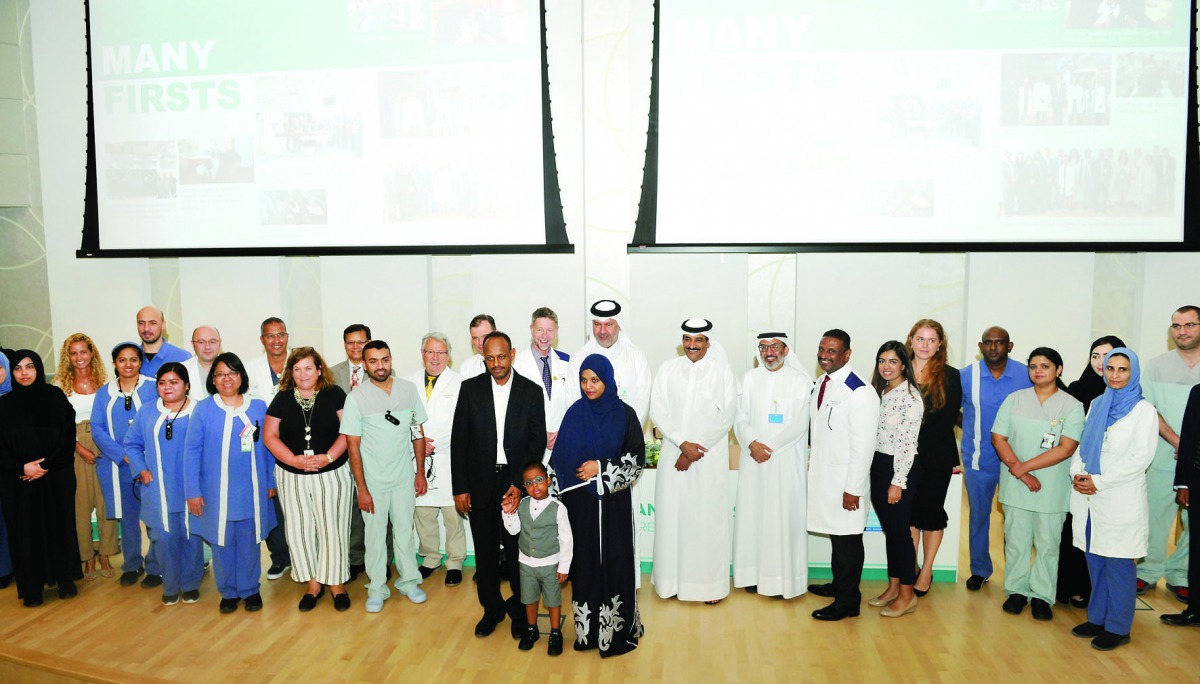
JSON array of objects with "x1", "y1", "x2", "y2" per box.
[
  {"x1": 807, "y1": 329, "x2": 879, "y2": 621},
  {"x1": 733, "y1": 332, "x2": 813, "y2": 599},
  {"x1": 650, "y1": 318, "x2": 739, "y2": 602},
  {"x1": 572, "y1": 300, "x2": 652, "y2": 428}
]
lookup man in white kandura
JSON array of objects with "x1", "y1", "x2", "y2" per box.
[
  {"x1": 513, "y1": 307, "x2": 572, "y2": 460},
  {"x1": 807, "y1": 329, "x2": 880, "y2": 621},
  {"x1": 733, "y1": 332, "x2": 814, "y2": 599},
  {"x1": 650, "y1": 318, "x2": 739, "y2": 604},
  {"x1": 572, "y1": 300, "x2": 652, "y2": 428}
]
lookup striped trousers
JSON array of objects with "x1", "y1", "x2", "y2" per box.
[{"x1": 274, "y1": 465, "x2": 353, "y2": 585}]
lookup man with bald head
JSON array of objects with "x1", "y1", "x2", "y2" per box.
[
  {"x1": 960, "y1": 326, "x2": 1032, "y2": 591},
  {"x1": 136, "y1": 305, "x2": 192, "y2": 376},
  {"x1": 182, "y1": 325, "x2": 222, "y2": 400}
]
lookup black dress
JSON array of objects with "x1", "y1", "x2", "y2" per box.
[
  {"x1": 555, "y1": 405, "x2": 644, "y2": 657},
  {"x1": 910, "y1": 366, "x2": 962, "y2": 531},
  {"x1": 0, "y1": 352, "x2": 84, "y2": 604},
  {"x1": 1057, "y1": 372, "x2": 1107, "y2": 603}
]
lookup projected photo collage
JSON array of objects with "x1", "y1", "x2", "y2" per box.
[
  {"x1": 655, "y1": 0, "x2": 1188, "y2": 244},
  {"x1": 91, "y1": 0, "x2": 547, "y2": 250}
]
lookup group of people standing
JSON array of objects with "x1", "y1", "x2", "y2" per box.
[{"x1": 1, "y1": 300, "x2": 1196, "y2": 660}]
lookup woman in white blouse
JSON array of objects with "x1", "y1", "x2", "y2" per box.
[{"x1": 868, "y1": 341, "x2": 925, "y2": 617}]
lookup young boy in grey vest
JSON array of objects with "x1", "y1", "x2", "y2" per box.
[{"x1": 502, "y1": 461, "x2": 573, "y2": 655}]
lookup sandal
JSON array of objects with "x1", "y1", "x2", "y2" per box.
[
  {"x1": 98, "y1": 556, "x2": 115, "y2": 579},
  {"x1": 83, "y1": 558, "x2": 98, "y2": 582}
]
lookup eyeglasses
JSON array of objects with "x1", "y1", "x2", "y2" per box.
[
  {"x1": 213, "y1": 371, "x2": 240, "y2": 380},
  {"x1": 522, "y1": 475, "x2": 547, "y2": 486},
  {"x1": 423, "y1": 350, "x2": 448, "y2": 357},
  {"x1": 344, "y1": 340, "x2": 367, "y2": 347},
  {"x1": 757, "y1": 343, "x2": 784, "y2": 352},
  {"x1": 1170, "y1": 323, "x2": 1199, "y2": 331},
  {"x1": 262, "y1": 332, "x2": 288, "y2": 340},
  {"x1": 192, "y1": 339, "x2": 220, "y2": 346}
]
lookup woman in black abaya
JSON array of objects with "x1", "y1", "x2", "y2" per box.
[
  {"x1": 0, "y1": 350, "x2": 83, "y2": 606},
  {"x1": 550, "y1": 354, "x2": 644, "y2": 657}
]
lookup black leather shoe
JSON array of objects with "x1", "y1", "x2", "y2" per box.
[
  {"x1": 1030, "y1": 598, "x2": 1053, "y2": 621},
  {"x1": 965, "y1": 575, "x2": 988, "y2": 591},
  {"x1": 0, "y1": 573, "x2": 14, "y2": 589},
  {"x1": 475, "y1": 611, "x2": 504, "y2": 637},
  {"x1": 1069, "y1": 596, "x2": 1089, "y2": 608},
  {"x1": 811, "y1": 602, "x2": 859, "y2": 621},
  {"x1": 1071, "y1": 621, "x2": 1104, "y2": 638},
  {"x1": 510, "y1": 615, "x2": 528, "y2": 640},
  {"x1": 807, "y1": 583, "x2": 836, "y2": 598},
  {"x1": 332, "y1": 592, "x2": 351, "y2": 612},
  {"x1": 23, "y1": 595, "x2": 44, "y2": 608},
  {"x1": 419, "y1": 566, "x2": 437, "y2": 579},
  {"x1": 141, "y1": 574, "x2": 163, "y2": 589},
  {"x1": 518, "y1": 625, "x2": 540, "y2": 651},
  {"x1": 1002, "y1": 594, "x2": 1027, "y2": 615},
  {"x1": 548, "y1": 629, "x2": 563, "y2": 656},
  {"x1": 744, "y1": 585, "x2": 758, "y2": 594},
  {"x1": 1160, "y1": 611, "x2": 1200, "y2": 626},
  {"x1": 58, "y1": 581, "x2": 78, "y2": 599},
  {"x1": 120, "y1": 568, "x2": 144, "y2": 587},
  {"x1": 244, "y1": 593, "x2": 263, "y2": 611},
  {"x1": 219, "y1": 598, "x2": 239, "y2": 614},
  {"x1": 1091, "y1": 631, "x2": 1130, "y2": 651},
  {"x1": 445, "y1": 569, "x2": 463, "y2": 586},
  {"x1": 298, "y1": 587, "x2": 325, "y2": 612}
]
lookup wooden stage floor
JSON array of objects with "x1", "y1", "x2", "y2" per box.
[{"x1": 1, "y1": 501, "x2": 1196, "y2": 683}]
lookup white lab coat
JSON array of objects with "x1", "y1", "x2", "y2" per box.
[
  {"x1": 513, "y1": 346, "x2": 574, "y2": 440},
  {"x1": 806, "y1": 364, "x2": 880, "y2": 536},
  {"x1": 180, "y1": 357, "x2": 212, "y2": 401},
  {"x1": 245, "y1": 354, "x2": 282, "y2": 403},
  {"x1": 1070, "y1": 400, "x2": 1158, "y2": 559},
  {"x1": 404, "y1": 367, "x2": 463, "y2": 508}
]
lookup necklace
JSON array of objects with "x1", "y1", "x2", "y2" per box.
[
  {"x1": 295, "y1": 389, "x2": 317, "y2": 451},
  {"x1": 165, "y1": 398, "x2": 188, "y2": 440}
]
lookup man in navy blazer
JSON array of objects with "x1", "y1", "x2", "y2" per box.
[{"x1": 451, "y1": 331, "x2": 547, "y2": 638}]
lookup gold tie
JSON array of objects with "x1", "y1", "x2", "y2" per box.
[{"x1": 425, "y1": 374, "x2": 435, "y2": 400}]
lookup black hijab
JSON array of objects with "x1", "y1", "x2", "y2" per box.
[
  {"x1": 1065, "y1": 335, "x2": 1126, "y2": 411},
  {"x1": 0, "y1": 349, "x2": 74, "y2": 420}
]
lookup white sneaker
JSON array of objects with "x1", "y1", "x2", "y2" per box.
[
  {"x1": 365, "y1": 597, "x2": 385, "y2": 613},
  {"x1": 397, "y1": 585, "x2": 427, "y2": 604}
]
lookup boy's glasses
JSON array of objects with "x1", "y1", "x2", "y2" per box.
[{"x1": 522, "y1": 475, "x2": 547, "y2": 487}]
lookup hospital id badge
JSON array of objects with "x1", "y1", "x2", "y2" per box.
[
  {"x1": 240, "y1": 424, "x2": 256, "y2": 453},
  {"x1": 768, "y1": 413, "x2": 784, "y2": 424},
  {"x1": 1040, "y1": 432, "x2": 1056, "y2": 449},
  {"x1": 303, "y1": 449, "x2": 315, "y2": 457}
]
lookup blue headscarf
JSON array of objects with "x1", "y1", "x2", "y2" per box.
[
  {"x1": 0, "y1": 351, "x2": 11, "y2": 395},
  {"x1": 549, "y1": 354, "x2": 628, "y2": 497},
  {"x1": 0, "y1": 350, "x2": 10, "y2": 393},
  {"x1": 1078, "y1": 347, "x2": 1143, "y2": 475}
]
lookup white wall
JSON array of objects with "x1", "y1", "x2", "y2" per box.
[{"x1": 25, "y1": 0, "x2": 1198, "y2": 391}]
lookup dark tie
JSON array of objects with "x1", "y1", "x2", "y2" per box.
[
  {"x1": 817, "y1": 375, "x2": 830, "y2": 409},
  {"x1": 541, "y1": 356, "x2": 552, "y2": 398}
]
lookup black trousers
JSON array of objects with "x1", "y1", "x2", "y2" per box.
[
  {"x1": 266, "y1": 497, "x2": 289, "y2": 566},
  {"x1": 1056, "y1": 513, "x2": 1091, "y2": 603},
  {"x1": 830, "y1": 534, "x2": 865, "y2": 608},
  {"x1": 1189, "y1": 468, "x2": 1199, "y2": 614},
  {"x1": 870, "y1": 451, "x2": 921, "y2": 585},
  {"x1": 468, "y1": 468, "x2": 523, "y2": 624}
]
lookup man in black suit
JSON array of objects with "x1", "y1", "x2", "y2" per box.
[
  {"x1": 451, "y1": 331, "x2": 547, "y2": 638},
  {"x1": 1162, "y1": 384, "x2": 1200, "y2": 627}
]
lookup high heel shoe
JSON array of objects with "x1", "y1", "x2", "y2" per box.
[
  {"x1": 868, "y1": 594, "x2": 898, "y2": 607},
  {"x1": 880, "y1": 596, "x2": 918, "y2": 617}
]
